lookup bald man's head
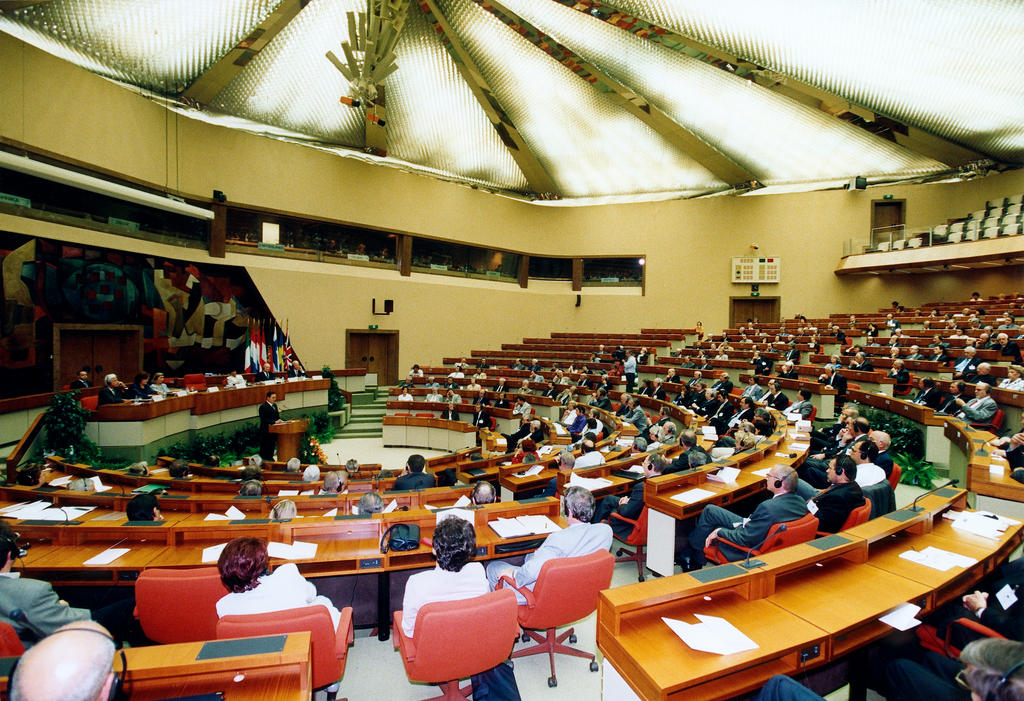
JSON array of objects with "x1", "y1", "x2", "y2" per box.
[{"x1": 11, "y1": 621, "x2": 116, "y2": 701}]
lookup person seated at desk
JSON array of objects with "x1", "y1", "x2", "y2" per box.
[
  {"x1": 952, "y1": 346, "x2": 981, "y2": 380},
  {"x1": 954, "y1": 382, "x2": 998, "y2": 423},
  {"x1": 590, "y1": 387, "x2": 612, "y2": 412},
  {"x1": 168, "y1": 458, "x2": 190, "y2": 479},
  {"x1": 69, "y1": 368, "x2": 90, "y2": 389},
  {"x1": 66, "y1": 477, "x2": 95, "y2": 492},
  {"x1": 238, "y1": 480, "x2": 262, "y2": 497},
  {"x1": 990, "y1": 413, "x2": 1024, "y2": 469},
  {"x1": 398, "y1": 374, "x2": 416, "y2": 389},
  {"x1": 302, "y1": 465, "x2": 320, "y2": 483},
  {"x1": 999, "y1": 364, "x2": 1024, "y2": 391},
  {"x1": 563, "y1": 401, "x2": 588, "y2": 440},
  {"x1": 935, "y1": 380, "x2": 967, "y2": 415},
  {"x1": 253, "y1": 362, "x2": 276, "y2": 383},
  {"x1": 321, "y1": 471, "x2": 347, "y2": 494},
  {"x1": 424, "y1": 387, "x2": 443, "y2": 402},
  {"x1": 888, "y1": 358, "x2": 911, "y2": 392},
  {"x1": 505, "y1": 419, "x2": 544, "y2": 455},
  {"x1": 287, "y1": 362, "x2": 307, "y2": 378},
  {"x1": 444, "y1": 388, "x2": 462, "y2": 405},
  {"x1": 358, "y1": 491, "x2": 383, "y2": 515},
  {"x1": 216, "y1": 537, "x2": 341, "y2": 628},
  {"x1": 471, "y1": 481, "x2": 496, "y2": 505},
  {"x1": 126, "y1": 494, "x2": 161, "y2": 521},
  {"x1": 822, "y1": 365, "x2": 848, "y2": 398},
  {"x1": 741, "y1": 376, "x2": 766, "y2": 402},
  {"x1": 727, "y1": 396, "x2": 757, "y2": 431},
  {"x1": 283, "y1": 457, "x2": 301, "y2": 473},
  {"x1": 486, "y1": 486, "x2": 612, "y2": 600},
  {"x1": 710, "y1": 430, "x2": 757, "y2": 460},
  {"x1": 124, "y1": 372, "x2": 158, "y2": 400},
  {"x1": 593, "y1": 454, "x2": 663, "y2": 538},
  {"x1": 574, "y1": 439, "x2": 605, "y2": 469},
  {"x1": 966, "y1": 362, "x2": 996, "y2": 386},
  {"x1": 0, "y1": 523, "x2": 138, "y2": 648},
  {"x1": 224, "y1": 370, "x2": 247, "y2": 389},
  {"x1": 869, "y1": 431, "x2": 894, "y2": 476},
  {"x1": 905, "y1": 344, "x2": 924, "y2": 361},
  {"x1": 801, "y1": 455, "x2": 865, "y2": 533},
  {"x1": 761, "y1": 379, "x2": 790, "y2": 411},
  {"x1": 401, "y1": 516, "x2": 490, "y2": 639},
  {"x1": 705, "y1": 390, "x2": 735, "y2": 436},
  {"x1": 678, "y1": 465, "x2": 807, "y2": 571},
  {"x1": 884, "y1": 638, "x2": 1024, "y2": 701},
  {"x1": 777, "y1": 361, "x2": 799, "y2": 380},
  {"x1": 913, "y1": 377, "x2": 944, "y2": 409},
  {"x1": 511, "y1": 438, "x2": 540, "y2": 464},
  {"x1": 993, "y1": 333, "x2": 1023, "y2": 365},
  {"x1": 271, "y1": 499, "x2": 297, "y2": 519},
  {"x1": 397, "y1": 387, "x2": 415, "y2": 402},
  {"x1": 126, "y1": 461, "x2": 149, "y2": 476},
  {"x1": 97, "y1": 373, "x2": 126, "y2": 405},
  {"x1": 394, "y1": 454, "x2": 435, "y2": 491},
  {"x1": 850, "y1": 440, "x2": 887, "y2": 487}
]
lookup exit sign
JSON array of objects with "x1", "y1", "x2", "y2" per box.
[{"x1": 368, "y1": 324, "x2": 378, "y2": 330}]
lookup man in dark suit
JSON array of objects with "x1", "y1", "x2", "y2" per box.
[
  {"x1": 706, "y1": 390, "x2": 736, "y2": 435},
  {"x1": 913, "y1": 377, "x2": 943, "y2": 409},
  {"x1": 593, "y1": 454, "x2": 665, "y2": 539},
  {"x1": 809, "y1": 455, "x2": 865, "y2": 533},
  {"x1": 665, "y1": 430, "x2": 710, "y2": 473},
  {"x1": 589, "y1": 388, "x2": 613, "y2": 411},
  {"x1": 935, "y1": 380, "x2": 966, "y2": 415},
  {"x1": 680, "y1": 466, "x2": 807, "y2": 569},
  {"x1": 823, "y1": 365, "x2": 848, "y2": 398},
  {"x1": 777, "y1": 361, "x2": 799, "y2": 380},
  {"x1": 870, "y1": 431, "x2": 895, "y2": 477},
  {"x1": 849, "y1": 352, "x2": 874, "y2": 372},
  {"x1": 394, "y1": 454, "x2": 436, "y2": 490},
  {"x1": 784, "y1": 345, "x2": 801, "y2": 363},
  {"x1": 710, "y1": 371, "x2": 733, "y2": 396},
  {"x1": 751, "y1": 352, "x2": 773, "y2": 377},
  {"x1": 761, "y1": 379, "x2": 789, "y2": 410},
  {"x1": 258, "y1": 391, "x2": 281, "y2": 460},
  {"x1": 471, "y1": 401, "x2": 491, "y2": 432},
  {"x1": 69, "y1": 369, "x2": 90, "y2": 389},
  {"x1": 952, "y1": 346, "x2": 980, "y2": 380},
  {"x1": 254, "y1": 362, "x2": 276, "y2": 383},
  {"x1": 650, "y1": 378, "x2": 667, "y2": 401},
  {"x1": 97, "y1": 373, "x2": 126, "y2": 405}
]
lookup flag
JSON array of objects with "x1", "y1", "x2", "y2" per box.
[
  {"x1": 243, "y1": 324, "x2": 253, "y2": 372},
  {"x1": 282, "y1": 322, "x2": 295, "y2": 370}
]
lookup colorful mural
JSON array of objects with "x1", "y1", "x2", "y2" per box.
[{"x1": 0, "y1": 232, "x2": 273, "y2": 397}]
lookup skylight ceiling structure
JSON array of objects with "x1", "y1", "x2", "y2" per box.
[{"x1": 1, "y1": 0, "x2": 1020, "y2": 203}]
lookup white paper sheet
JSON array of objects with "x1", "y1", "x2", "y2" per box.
[
  {"x1": 514, "y1": 465, "x2": 545, "y2": 478},
  {"x1": 47, "y1": 475, "x2": 73, "y2": 487},
  {"x1": 879, "y1": 602, "x2": 922, "y2": 631},
  {"x1": 322, "y1": 508, "x2": 338, "y2": 517},
  {"x1": 225, "y1": 506, "x2": 246, "y2": 520},
  {"x1": 267, "y1": 540, "x2": 318, "y2": 560},
  {"x1": 899, "y1": 546, "x2": 977, "y2": 572},
  {"x1": 204, "y1": 513, "x2": 230, "y2": 521},
  {"x1": 951, "y1": 511, "x2": 1019, "y2": 540},
  {"x1": 277, "y1": 489, "x2": 299, "y2": 496},
  {"x1": 752, "y1": 467, "x2": 772, "y2": 477},
  {"x1": 662, "y1": 614, "x2": 758, "y2": 655},
  {"x1": 707, "y1": 467, "x2": 740, "y2": 484},
  {"x1": 452, "y1": 495, "x2": 471, "y2": 508},
  {"x1": 489, "y1": 517, "x2": 530, "y2": 538},
  {"x1": 0, "y1": 500, "x2": 52, "y2": 517},
  {"x1": 568, "y1": 474, "x2": 613, "y2": 490},
  {"x1": 89, "y1": 476, "x2": 112, "y2": 493},
  {"x1": 30, "y1": 506, "x2": 96, "y2": 522},
  {"x1": 84, "y1": 548, "x2": 130, "y2": 566},
  {"x1": 202, "y1": 542, "x2": 228, "y2": 563},
  {"x1": 383, "y1": 500, "x2": 399, "y2": 513},
  {"x1": 670, "y1": 488, "x2": 717, "y2": 504}
]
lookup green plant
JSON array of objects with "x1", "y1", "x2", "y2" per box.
[
  {"x1": 42, "y1": 390, "x2": 100, "y2": 462},
  {"x1": 323, "y1": 366, "x2": 344, "y2": 412},
  {"x1": 893, "y1": 450, "x2": 937, "y2": 489},
  {"x1": 853, "y1": 405, "x2": 924, "y2": 459}
]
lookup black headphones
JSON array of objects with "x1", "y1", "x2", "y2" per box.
[
  {"x1": 773, "y1": 477, "x2": 783, "y2": 489},
  {"x1": 834, "y1": 463, "x2": 844, "y2": 477},
  {"x1": 7, "y1": 626, "x2": 126, "y2": 701},
  {"x1": 989, "y1": 659, "x2": 1024, "y2": 701}
]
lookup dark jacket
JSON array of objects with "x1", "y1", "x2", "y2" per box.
[
  {"x1": 812, "y1": 481, "x2": 865, "y2": 533},
  {"x1": 393, "y1": 471, "x2": 436, "y2": 491}
]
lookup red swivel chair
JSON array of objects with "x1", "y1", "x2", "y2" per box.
[
  {"x1": 0, "y1": 622, "x2": 25, "y2": 656},
  {"x1": 971, "y1": 409, "x2": 1005, "y2": 434},
  {"x1": 817, "y1": 497, "x2": 872, "y2": 536},
  {"x1": 498, "y1": 550, "x2": 614, "y2": 687},
  {"x1": 888, "y1": 463, "x2": 902, "y2": 491},
  {"x1": 610, "y1": 506, "x2": 649, "y2": 582},
  {"x1": 183, "y1": 373, "x2": 207, "y2": 391},
  {"x1": 394, "y1": 589, "x2": 519, "y2": 700},
  {"x1": 135, "y1": 566, "x2": 227, "y2": 643},
  {"x1": 893, "y1": 374, "x2": 914, "y2": 396},
  {"x1": 704, "y1": 513, "x2": 820, "y2": 565},
  {"x1": 80, "y1": 395, "x2": 98, "y2": 412},
  {"x1": 217, "y1": 605, "x2": 354, "y2": 701},
  {"x1": 916, "y1": 616, "x2": 1006, "y2": 659}
]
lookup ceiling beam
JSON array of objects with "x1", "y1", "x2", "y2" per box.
[
  {"x1": 0, "y1": 1, "x2": 54, "y2": 11},
  {"x1": 475, "y1": 0, "x2": 753, "y2": 186},
  {"x1": 416, "y1": 0, "x2": 559, "y2": 196},
  {"x1": 181, "y1": 0, "x2": 306, "y2": 104}
]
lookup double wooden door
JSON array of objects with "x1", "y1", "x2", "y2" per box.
[
  {"x1": 53, "y1": 324, "x2": 143, "y2": 390},
  {"x1": 345, "y1": 331, "x2": 399, "y2": 386}
]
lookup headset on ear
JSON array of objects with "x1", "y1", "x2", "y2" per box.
[
  {"x1": 834, "y1": 463, "x2": 844, "y2": 477},
  {"x1": 773, "y1": 478, "x2": 783, "y2": 489},
  {"x1": 989, "y1": 659, "x2": 1024, "y2": 701}
]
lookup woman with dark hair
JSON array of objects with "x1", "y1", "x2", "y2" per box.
[
  {"x1": 400, "y1": 517, "x2": 488, "y2": 637},
  {"x1": 215, "y1": 537, "x2": 341, "y2": 627}
]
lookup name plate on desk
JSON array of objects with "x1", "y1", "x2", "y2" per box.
[
  {"x1": 196, "y1": 634, "x2": 287, "y2": 660},
  {"x1": 807, "y1": 534, "x2": 852, "y2": 551},
  {"x1": 884, "y1": 509, "x2": 922, "y2": 522},
  {"x1": 689, "y1": 563, "x2": 748, "y2": 583}
]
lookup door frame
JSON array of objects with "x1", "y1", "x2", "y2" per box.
[
  {"x1": 728, "y1": 296, "x2": 781, "y2": 327},
  {"x1": 52, "y1": 323, "x2": 144, "y2": 391},
  {"x1": 345, "y1": 329, "x2": 400, "y2": 386}
]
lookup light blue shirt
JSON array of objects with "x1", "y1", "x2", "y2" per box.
[{"x1": 624, "y1": 357, "x2": 637, "y2": 374}]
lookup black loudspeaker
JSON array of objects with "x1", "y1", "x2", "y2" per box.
[
  {"x1": 212, "y1": 189, "x2": 227, "y2": 202},
  {"x1": 384, "y1": 299, "x2": 394, "y2": 313},
  {"x1": 575, "y1": 295, "x2": 581, "y2": 307}
]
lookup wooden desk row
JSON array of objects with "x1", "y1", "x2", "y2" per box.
[{"x1": 600, "y1": 489, "x2": 1022, "y2": 700}]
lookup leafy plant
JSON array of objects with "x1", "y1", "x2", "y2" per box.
[
  {"x1": 892, "y1": 450, "x2": 937, "y2": 489},
  {"x1": 852, "y1": 405, "x2": 924, "y2": 459},
  {"x1": 42, "y1": 390, "x2": 100, "y2": 462},
  {"x1": 323, "y1": 367, "x2": 344, "y2": 412}
]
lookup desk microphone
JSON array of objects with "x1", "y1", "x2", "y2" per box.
[
  {"x1": 909, "y1": 478, "x2": 960, "y2": 512},
  {"x1": 741, "y1": 524, "x2": 786, "y2": 570}
]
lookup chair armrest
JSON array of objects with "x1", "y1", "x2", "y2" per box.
[
  {"x1": 392, "y1": 611, "x2": 417, "y2": 661},
  {"x1": 496, "y1": 574, "x2": 536, "y2": 608},
  {"x1": 608, "y1": 511, "x2": 638, "y2": 528},
  {"x1": 132, "y1": 604, "x2": 139, "y2": 619},
  {"x1": 709, "y1": 534, "x2": 754, "y2": 556},
  {"x1": 335, "y1": 606, "x2": 354, "y2": 658},
  {"x1": 945, "y1": 616, "x2": 1006, "y2": 655}
]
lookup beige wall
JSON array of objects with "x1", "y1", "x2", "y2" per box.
[{"x1": 1, "y1": 33, "x2": 1022, "y2": 373}]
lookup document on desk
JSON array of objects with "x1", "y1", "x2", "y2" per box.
[
  {"x1": 879, "y1": 602, "x2": 922, "y2": 631},
  {"x1": 383, "y1": 499, "x2": 399, "y2": 513},
  {"x1": 615, "y1": 437, "x2": 635, "y2": 447},
  {"x1": 537, "y1": 445, "x2": 558, "y2": 456},
  {"x1": 0, "y1": 500, "x2": 52, "y2": 517},
  {"x1": 752, "y1": 467, "x2": 772, "y2": 477},
  {"x1": 452, "y1": 495, "x2": 471, "y2": 508},
  {"x1": 514, "y1": 464, "x2": 545, "y2": 478},
  {"x1": 204, "y1": 513, "x2": 230, "y2": 521},
  {"x1": 47, "y1": 475, "x2": 73, "y2": 487},
  {"x1": 32, "y1": 505, "x2": 96, "y2": 521},
  {"x1": 950, "y1": 511, "x2": 1019, "y2": 540},
  {"x1": 489, "y1": 515, "x2": 561, "y2": 538},
  {"x1": 568, "y1": 474, "x2": 613, "y2": 490},
  {"x1": 671, "y1": 488, "x2": 717, "y2": 504},
  {"x1": 706, "y1": 467, "x2": 740, "y2": 484},
  {"x1": 277, "y1": 489, "x2": 300, "y2": 496},
  {"x1": 225, "y1": 506, "x2": 246, "y2": 520},
  {"x1": 202, "y1": 542, "x2": 228, "y2": 563},
  {"x1": 267, "y1": 541, "x2": 318, "y2": 560},
  {"x1": 322, "y1": 508, "x2": 338, "y2": 517},
  {"x1": 662, "y1": 615, "x2": 758, "y2": 655},
  {"x1": 788, "y1": 443, "x2": 810, "y2": 452},
  {"x1": 89, "y1": 476, "x2": 112, "y2": 493},
  {"x1": 84, "y1": 548, "x2": 130, "y2": 566},
  {"x1": 899, "y1": 546, "x2": 977, "y2": 571}
]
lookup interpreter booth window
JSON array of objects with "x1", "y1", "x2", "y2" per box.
[
  {"x1": 411, "y1": 238, "x2": 519, "y2": 282},
  {"x1": 528, "y1": 256, "x2": 573, "y2": 280},
  {"x1": 583, "y1": 257, "x2": 644, "y2": 286},
  {"x1": 0, "y1": 166, "x2": 209, "y2": 247}
]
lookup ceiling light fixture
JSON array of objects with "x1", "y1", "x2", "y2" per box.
[{"x1": 326, "y1": 0, "x2": 409, "y2": 105}]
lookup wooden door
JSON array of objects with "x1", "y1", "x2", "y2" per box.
[
  {"x1": 872, "y1": 201, "x2": 905, "y2": 231},
  {"x1": 346, "y1": 331, "x2": 399, "y2": 386},
  {"x1": 729, "y1": 298, "x2": 780, "y2": 327},
  {"x1": 53, "y1": 325, "x2": 143, "y2": 390}
]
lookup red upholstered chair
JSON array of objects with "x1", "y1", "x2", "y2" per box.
[
  {"x1": 217, "y1": 605, "x2": 354, "y2": 701},
  {"x1": 893, "y1": 374, "x2": 914, "y2": 396},
  {"x1": 80, "y1": 395, "x2": 98, "y2": 412},
  {"x1": 183, "y1": 373, "x2": 207, "y2": 391},
  {"x1": 498, "y1": 550, "x2": 614, "y2": 687},
  {"x1": 888, "y1": 463, "x2": 902, "y2": 491},
  {"x1": 806, "y1": 405, "x2": 817, "y2": 422},
  {"x1": 0, "y1": 622, "x2": 25, "y2": 656},
  {"x1": 817, "y1": 498, "x2": 872, "y2": 536},
  {"x1": 610, "y1": 506, "x2": 649, "y2": 582},
  {"x1": 916, "y1": 617, "x2": 1005, "y2": 659},
  {"x1": 415, "y1": 413, "x2": 435, "y2": 418},
  {"x1": 704, "y1": 513, "x2": 820, "y2": 565},
  {"x1": 971, "y1": 409, "x2": 1004, "y2": 434},
  {"x1": 135, "y1": 566, "x2": 227, "y2": 643},
  {"x1": 393, "y1": 589, "x2": 518, "y2": 701}
]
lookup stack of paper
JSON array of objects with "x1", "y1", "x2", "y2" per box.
[
  {"x1": 382, "y1": 500, "x2": 399, "y2": 513},
  {"x1": 789, "y1": 443, "x2": 810, "y2": 452},
  {"x1": 568, "y1": 474, "x2": 613, "y2": 490},
  {"x1": 31, "y1": 505, "x2": 96, "y2": 521},
  {"x1": 0, "y1": 500, "x2": 53, "y2": 518},
  {"x1": 751, "y1": 467, "x2": 772, "y2": 477},
  {"x1": 205, "y1": 506, "x2": 248, "y2": 521},
  {"x1": 89, "y1": 476, "x2": 112, "y2": 493},
  {"x1": 670, "y1": 488, "x2": 717, "y2": 504},
  {"x1": 706, "y1": 467, "x2": 740, "y2": 484},
  {"x1": 277, "y1": 489, "x2": 299, "y2": 496},
  {"x1": 48, "y1": 475, "x2": 73, "y2": 487},
  {"x1": 951, "y1": 511, "x2": 1019, "y2": 540},
  {"x1": 84, "y1": 548, "x2": 130, "y2": 566},
  {"x1": 267, "y1": 541, "x2": 318, "y2": 560},
  {"x1": 700, "y1": 427, "x2": 718, "y2": 438},
  {"x1": 489, "y1": 515, "x2": 562, "y2": 538},
  {"x1": 202, "y1": 542, "x2": 227, "y2": 563},
  {"x1": 879, "y1": 602, "x2": 922, "y2": 631},
  {"x1": 537, "y1": 445, "x2": 558, "y2": 456},
  {"x1": 615, "y1": 437, "x2": 635, "y2": 447},
  {"x1": 662, "y1": 615, "x2": 758, "y2": 654},
  {"x1": 514, "y1": 465, "x2": 545, "y2": 478},
  {"x1": 553, "y1": 424, "x2": 568, "y2": 435},
  {"x1": 899, "y1": 546, "x2": 977, "y2": 572}
]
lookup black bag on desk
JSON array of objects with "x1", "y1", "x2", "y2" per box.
[
  {"x1": 472, "y1": 661, "x2": 521, "y2": 701},
  {"x1": 380, "y1": 523, "x2": 421, "y2": 553}
]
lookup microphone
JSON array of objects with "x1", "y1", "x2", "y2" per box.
[
  {"x1": 909, "y1": 478, "x2": 960, "y2": 512},
  {"x1": 742, "y1": 524, "x2": 786, "y2": 570}
]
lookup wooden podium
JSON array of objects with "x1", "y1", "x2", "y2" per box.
[{"x1": 269, "y1": 419, "x2": 308, "y2": 463}]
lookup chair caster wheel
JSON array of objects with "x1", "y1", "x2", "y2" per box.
[
  {"x1": 590, "y1": 661, "x2": 599, "y2": 672},
  {"x1": 521, "y1": 632, "x2": 529, "y2": 642},
  {"x1": 638, "y1": 575, "x2": 645, "y2": 582},
  {"x1": 569, "y1": 634, "x2": 577, "y2": 644},
  {"x1": 548, "y1": 677, "x2": 557, "y2": 688},
  {"x1": 616, "y1": 549, "x2": 626, "y2": 556}
]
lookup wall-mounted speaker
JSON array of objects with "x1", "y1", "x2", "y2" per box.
[{"x1": 372, "y1": 299, "x2": 394, "y2": 315}]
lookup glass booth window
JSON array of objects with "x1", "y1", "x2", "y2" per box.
[
  {"x1": 411, "y1": 238, "x2": 519, "y2": 281},
  {"x1": 528, "y1": 256, "x2": 573, "y2": 280},
  {"x1": 583, "y1": 257, "x2": 643, "y2": 286}
]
